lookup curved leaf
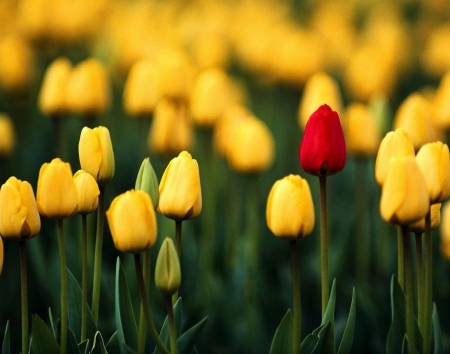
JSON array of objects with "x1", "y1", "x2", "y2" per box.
[
  {"x1": 178, "y1": 317, "x2": 208, "y2": 354},
  {"x1": 269, "y1": 309, "x2": 294, "y2": 354},
  {"x1": 386, "y1": 275, "x2": 406, "y2": 354},
  {"x1": 2, "y1": 320, "x2": 10, "y2": 354},
  {"x1": 300, "y1": 322, "x2": 329, "y2": 354},
  {"x1": 321, "y1": 279, "x2": 336, "y2": 354},
  {"x1": 432, "y1": 303, "x2": 443, "y2": 354},
  {"x1": 337, "y1": 287, "x2": 356, "y2": 354},
  {"x1": 91, "y1": 331, "x2": 108, "y2": 354},
  {"x1": 106, "y1": 331, "x2": 120, "y2": 353},
  {"x1": 31, "y1": 314, "x2": 60, "y2": 354}
]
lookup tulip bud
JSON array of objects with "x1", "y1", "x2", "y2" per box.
[
  {"x1": 158, "y1": 151, "x2": 202, "y2": 221},
  {"x1": 374, "y1": 128, "x2": 415, "y2": 186},
  {"x1": 155, "y1": 237, "x2": 181, "y2": 297},
  {"x1": 0, "y1": 177, "x2": 41, "y2": 241},
  {"x1": 106, "y1": 190, "x2": 157, "y2": 253},
  {"x1": 38, "y1": 57, "x2": 72, "y2": 116},
  {"x1": 266, "y1": 175, "x2": 315, "y2": 240},
  {"x1": 0, "y1": 113, "x2": 15, "y2": 158},
  {"x1": 73, "y1": 170, "x2": 100, "y2": 215},
  {"x1": 416, "y1": 141, "x2": 450, "y2": 204},
  {"x1": 408, "y1": 203, "x2": 441, "y2": 234},
  {"x1": 37, "y1": 158, "x2": 78, "y2": 220},
  {"x1": 79, "y1": 126, "x2": 115, "y2": 186},
  {"x1": 440, "y1": 201, "x2": 450, "y2": 259},
  {"x1": 135, "y1": 158, "x2": 159, "y2": 208},
  {"x1": 299, "y1": 104, "x2": 346, "y2": 177},
  {"x1": 380, "y1": 156, "x2": 430, "y2": 226}
]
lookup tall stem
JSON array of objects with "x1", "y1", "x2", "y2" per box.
[
  {"x1": 81, "y1": 215, "x2": 88, "y2": 342},
  {"x1": 175, "y1": 220, "x2": 182, "y2": 265},
  {"x1": 414, "y1": 232, "x2": 424, "y2": 333},
  {"x1": 58, "y1": 219, "x2": 68, "y2": 354},
  {"x1": 137, "y1": 248, "x2": 151, "y2": 354},
  {"x1": 19, "y1": 241, "x2": 28, "y2": 354},
  {"x1": 423, "y1": 211, "x2": 432, "y2": 354},
  {"x1": 397, "y1": 226, "x2": 404, "y2": 291},
  {"x1": 356, "y1": 159, "x2": 369, "y2": 288},
  {"x1": 165, "y1": 296, "x2": 178, "y2": 354},
  {"x1": 134, "y1": 254, "x2": 170, "y2": 354},
  {"x1": 402, "y1": 227, "x2": 416, "y2": 354},
  {"x1": 92, "y1": 185, "x2": 105, "y2": 323},
  {"x1": 290, "y1": 241, "x2": 301, "y2": 354},
  {"x1": 319, "y1": 176, "x2": 328, "y2": 316}
]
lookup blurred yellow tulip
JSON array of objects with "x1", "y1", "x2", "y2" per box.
[
  {"x1": 0, "y1": 177, "x2": 41, "y2": 241},
  {"x1": 37, "y1": 158, "x2": 78, "y2": 220},
  {"x1": 79, "y1": 126, "x2": 115, "y2": 186},
  {"x1": 106, "y1": 190, "x2": 157, "y2": 253},
  {"x1": 408, "y1": 203, "x2": 441, "y2": 234},
  {"x1": 440, "y1": 201, "x2": 450, "y2": 259},
  {"x1": 155, "y1": 237, "x2": 181, "y2": 296},
  {"x1": 0, "y1": 237, "x2": 3, "y2": 274},
  {"x1": 375, "y1": 128, "x2": 415, "y2": 186},
  {"x1": 266, "y1": 175, "x2": 314, "y2": 240},
  {"x1": 432, "y1": 71, "x2": 450, "y2": 131},
  {"x1": 416, "y1": 141, "x2": 450, "y2": 204},
  {"x1": 380, "y1": 156, "x2": 430, "y2": 226},
  {"x1": 158, "y1": 151, "x2": 202, "y2": 221},
  {"x1": 73, "y1": 170, "x2": 100, "y2": 215},
  {"x1": 0, "y1": 113, "x2": 15, "y2": 158}
]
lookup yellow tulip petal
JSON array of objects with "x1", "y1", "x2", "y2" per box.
[
  {"x1": 0, "y1": 182, "x2": 28, "y2": 240},
  {"x1": 79, "y1": 127, "x2": 102, "y2": 180}
]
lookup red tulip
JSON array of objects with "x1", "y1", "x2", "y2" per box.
[{"x1": 299, "y1": 104, "x2": 346, "y2": 176}]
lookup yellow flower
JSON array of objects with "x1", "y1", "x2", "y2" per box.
[
  {"x1": 0, "y1": 113, "x2": 15, "y2": 158},
  {"x1": 416, "y1": 141, "x2": 450, "y2": 204},
  {"x1": 79, "y1": 126, "x2": 115, "y2": 186},
  {"x1": 408, "y1": 203, "x2": 441, "y2": 234},
  {"x1": 106, "y1": 190, "x2": 157, "y2": 253},
  {"x1": 158, "y1": 151, "x2": 202, "y2": 221},
  {"x1": 380, "y1": 156, "x2": 430, "y2": 226},
  {"x1": 0, "y1": 237, "x2": 3, "y2": 274},
  {"x1": 440, "y1": 201, "x2": 450, "y2": 259},
  {"x1": 266, "y1": 175, "x2": 314, "y2": 240},
  {"x1": 73, "y1": 170, "x2": 100, "y2": 215},
  {"x1": 375, "y1": 128, "x2": 415, "y2": 186},
  {"x1": 38, "y1": 57, "x2": 72, "y2": 116},
  {"x1": 37, "y1": 158, "x2": 78, "y2": 220},
  {"x1": 432, "y1": 71, "x2": 450, "y2": 131},
  {"x1": 155, "y1": 237, "x2": 181, "y2": 296},
  {"x1": 0, "y1": 177, "x2": 41, "y2": 241}
]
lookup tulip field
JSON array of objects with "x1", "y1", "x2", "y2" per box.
[{"x1": 2, "y1": 0, "x2": 450, "y2": 353}]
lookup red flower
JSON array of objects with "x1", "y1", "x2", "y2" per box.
[{"x1": 299, "y1": 104, "x2": 346, "y2": 176}]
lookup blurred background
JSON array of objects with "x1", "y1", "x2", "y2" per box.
[{"x1": 1, "y1": 0, "x2": 450, "y2": 352}]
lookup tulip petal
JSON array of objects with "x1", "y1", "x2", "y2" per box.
[
  {"x1": 79, "y1": 127, "x2": 102, "y2": 180},
  {"x1": 0, "y1": 183, "x2": 27, "y2": 240}
]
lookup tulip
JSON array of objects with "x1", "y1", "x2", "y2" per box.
[
  {"x1": 0, "y1": 113, "x2": 15, "y2": 158},
  {"x1": 299, "y1": 104, "x2": 346, "y2": 177},
  {"x1": 375, "y1": 128, "x2": 415, "y2": 186},
  {"x1": 106, "y1": 190, "x2": 157, "y2": 254},
  {"x1": 432, "y1": 71, "x2": 450, "y2": 131},
  {"x1": 135, "y1": 158, "x2": 159, "y2": 209},
  {"x1": 158, "y1": 151, "x2": 202, "y2": 221},
  {"x1": 0, "y1": 237, "x2": 3, "y2": 275},
  {"x1": 191, "y1": 31, "x2": 231, "y2": 70},
  {"x1": 73, "y1": 170, "x2": 100, "y2": 215},
  {"x1": 266, "y1": 175, "x2": 314, "y2": 240},
  {"x1": 380, "y1": 156, "x2": 430, "y2": 226},
  {"x1": 36, "y1": 158, "x2": 78, "y2": 220},
  {"x1": 79, "y1": 126, "x2": 115, "y2": 186},
  {"x1": 416, "y1": 141, "x2": 450, "y2": 204},
  {"x1": 408, "y1": 203, "x2": 441, "y2": 234},
  {"x1": 155, "y1": 237, "x2": 181, "y2": 297},
  {"x1": 440, "y1": 201, "x2": 450, "y2": 259}
]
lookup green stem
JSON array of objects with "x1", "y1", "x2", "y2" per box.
[
  {"x1": 402, "y1": 226, "x2": 416, "y2": 354},
  {"x1": 397, "y1": 226, "x2": 404, "y2": 291},
  {"x1": 290, "y1": 241, "x2": 301, "y2": 354},
  {"x1": 139, "y1": 115, "x2": 152, "y2": 163},
  {"x1": 414, "y1": 232, "x2": 424, "y2": 333},
  {"x1": 165, "y1": 296, "x2": 178, "y2": 354},
  {"x1": 175, "y1": 220, "x2": 182, "y2": 265},
  {"x1": 134, "y1": 253, "x2": 170, "y2": 354},
  {"x1": 19, "y1": 241, "x2": 28, "y2": 354},
  {"x1": 81, "y1": 215, "x2": 88, "y2": 342},
  {"x1": 137, "y1": 248, "x2": 151, "y2": 354},
  {"x1": 58, "y1": 219, "x2": 68, "y2": 354},
  {"x1": 356, "y1": 159, "x2": 369, "y2": 288},
  {"x1": 92, "y1": 185, "x2": 105, "y2": 323},
  {"x1": 319, "y1": 176, "x2": 328, "y2": 316},
  {"x1": 423, "y1": 211, "x2": 432, "y2": 354}
]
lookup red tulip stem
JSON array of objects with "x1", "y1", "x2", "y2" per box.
[
  {"x1": 19, "y1": 241, "x2": 28, "y2": 354},
  {"x1": 319, "y1": 176, "x2": 329, "y2": 317},
  {"x1": 423, "y1": 211, "x2": 432, "y2": 354},
  {"x1": 290, "y1": 240, "x2": 301, "y2": 354},
  {"x1": 414, "y1": 232, "x2": 424, "y2": 333},
  {"x1": 397, "y1": 226, "x2": 404, "y2": 291},
  {"x1": 92, "y1": 185, "x2": 105, "y2": 323},
  {"x1": 403, "y1": 226, "x2": 416, "y2": 354}
]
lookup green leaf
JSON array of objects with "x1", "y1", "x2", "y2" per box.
[
  {"x1": 115, "y1": 257, "x2": 138, "y2": 354},
  {"x1": 269, "y1": 309, "x2": 294, "y2": 354},
  {"x1": 432, "y1": 303, "x2": 443, "y2": 354},
  {"x1": 105, "y1": 331, "x2": 120, "y2": 354},
  {"x1": 2, "y1": 320, "x2": 10, "y2": 354},
  {"x1": 48, "y1": 308, "x2": 56, "y2": 338},
  {"x1": 337, "y1": 287, "x2": 356, "y2": 354},
  {"x1": 31, "y1": 314, "x2": 60, "y2": 354},
  {"x1": 177, "y1": 317, "x2": 208, "y2": 354},
  {"x1": 300, "y1": 322, "x2": 329, "y2": 354},
  {"x1": 90, "y1": 332, "x2": 108, "y2": 354},
  {"x1": 154, "y1": 298, "x2": 183, "y2": 354},
  {"x1": 386, "y1": 275, "x2": 406, "y2": 354},
  {"x1": 78, "y1": 339, "x2": 89, "y2": 354},
  {"x1": 67, "y1": 326, "x2": 81, "y2": 354},
  {"x1": 320, "y1": 279, "x2": 336, "y2": 354},
  {"x1": 67, "y1": 268, "x2": 98, "y2": 345}
]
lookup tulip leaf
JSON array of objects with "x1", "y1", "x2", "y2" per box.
[
  {"x1": 154, "y1": 298, "x2": 183, "y2": 354},
  {"x1": 337, "y1": 287, "x2": 356, "y2": 354},
  {"x1": 67, "y1": 326, "x2": 81, "y2": 354},
  {"x1": 78, "y1": 339, "x2": 89, "y2": 354},
  {"x1": 177, "y1": 316, "x2": 208, "y2": 354},
  {"x1": 300, "y1": 322, "x2": 329, "y2": 354},
  {"x1": 320, "y1": 279, "x2": 336, "y2": 354},
  {"x1": 2, "y1": 320, "x2": 10, "y2": 354},
  {"x1": 49, "y1": 307, "x2": 57, "y2": 338},
  {"x1": 386, "y1": 275, "x2": 406, "y2": 354},
  {"x1": 67, "y1": 268, "x2": 98, "y2": 345},
  {"x1": 432, "y1": 303, "x2": 443, "y2": 354},
  {"x1": 115, "y1": 257, "x2": 138, "y2": 354},
  {"x1": 90, "y1": 331, "x2": 108, "y2": 354},
  {"x1": 31, "y1": 314, "x2": 60, "y2": 354},
  {"x1": 106, "y1": 331, "x2": 120, "y2": 353},
  {"x1": 269, "y1": 309, "x2": 294, "y2": 354}
]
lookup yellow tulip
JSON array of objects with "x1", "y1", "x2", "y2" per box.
[
  {"x1": 0, "y1": 237, "x2": 3, "y2": 274},
  {"x1": 408, "y1": 203, "x2": 441, "y2": 234},
  {"x1": 375, "y1": 128, "x2": 415, "y2": 186},
  {"x1": 73, "y1": 170, "x2": 99, "y2": 215},
  {"x1": 0, "y1": 113, "x2": 15, "y2": 158},
  {"x1": 106, "y1": 190, "x2": 157, "y2": 253},
  {"x1": 380, "y1": 156, "x2": 430, "y2": 226},
  {"x1": 416, "y1": 141, "x2": 450, "y2": 204},
  {"x1": 432, "y1": 71, "x2": 450, "y2": 130},
  {"x1": 79, "y1": 126, "x2": 115, "y2": 186},
  {"x1": 37, "y1": 158, "x2": 78, "y2": 219},
  {"x1": 155, "y1": 237, "x2": 181, "y2": 296},
  {"x1": 158, "y1": 151, "x2": 202, "y2": 221},
  {"x1": 440, "y1": 201, "x2": 450, "y2": 259},
  {"x1": 266, "y1": 175, "x2": 315, "y2": 240},
  {"x1": 0, "y1": 177, "x2": 41, "y2": 241}
]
